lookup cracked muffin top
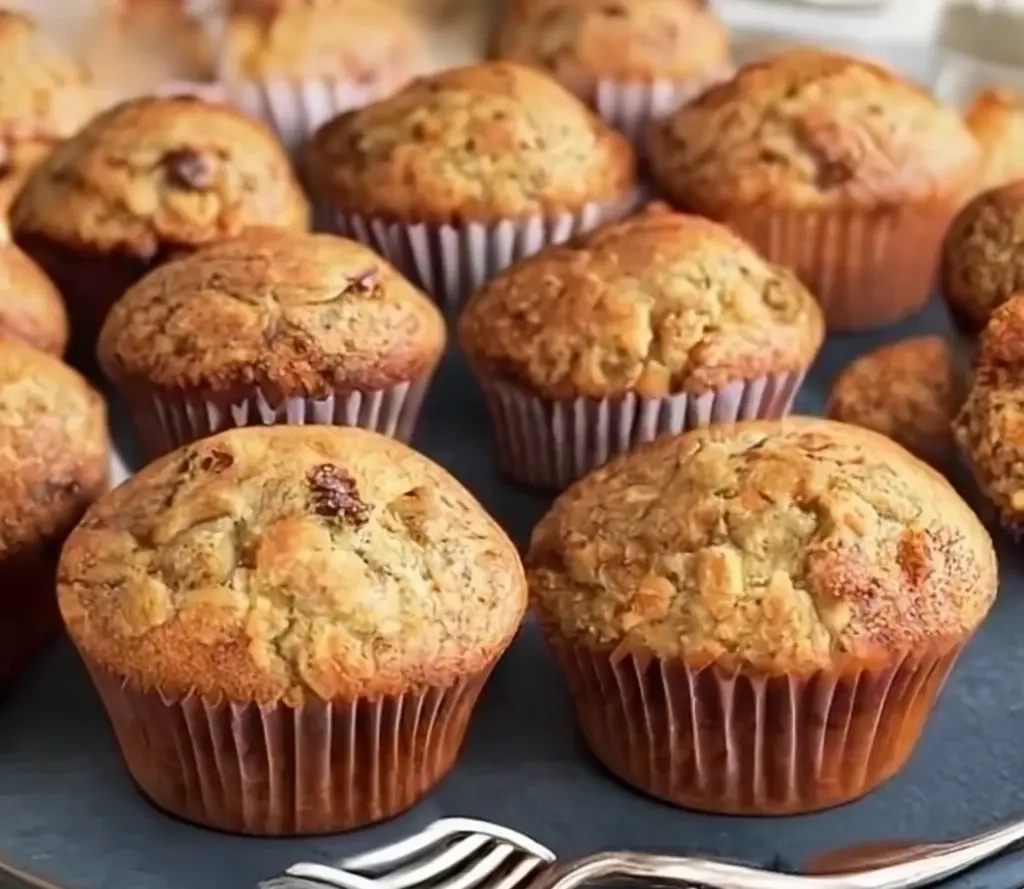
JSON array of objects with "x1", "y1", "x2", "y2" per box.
[
  {"x1": 306, "y1": 62, "x2": 637, "y2": 221},
  {"x1": 98, "y1": 228, "x2": 446, "y2": 394},
  {"x1": 965, "y1": 87, "x2": 1024, "y2": 191},
  {"x1": 648, "y1": 49, "x2": 981, "y2": 213},
  {"x1": 58, "y1": 425, "x2": 527, "y2": 703},
  {"x1": 0, "y1": 339, "x2": 109, "y2": 560},
  {"x1": 942, "y1": 180, "x2": 1024, "y2": 333},
  {"x1": 0, "y1": 242, "x2": 68, "y2": 356},
  {"x1": 458, "y1": 205, "x2": 823, "y2": 399},
  {"x1": 528, "y1": 417, "x2": 996, "y2": 671},
  {"x1": 495, "y1": 0, "x2": 730, "y2": 98},
  {"x1": 10, "y1": 96, "x2": 309, "y2": 259}
]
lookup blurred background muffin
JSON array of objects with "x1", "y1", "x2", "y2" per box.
[
  {"x1": 495, "y1": 0, "x2": 732, "y2": 146},
  {"x1": 458, "y1": 205, "x2": 823, "y2": 489},
  {"x1": 648, "y1": 49, "x2": 981, "y2": 331},
  {"x1": 528, "y1": 417, "x2": 996, "y2": 814},
  {"x1": 964, "y1": 87, "x2": 1024, "y2": 191},
  {"x1": 100, "y1": 229, "x2": 445, "y2": 457},
  {"x1": 10, "y1": 95, "x2": 309, "y2": 368},
  {"x1": 307, "y1": 61, "x2": 637, "y2": 310},
  {"x1": 59, "y1": 424, "x2": 527, "y2": 834},
  {"x1": 0, "y1": 242, "x2": 68, "y2": 356}
]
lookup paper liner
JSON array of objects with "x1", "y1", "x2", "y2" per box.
[
  {"x1": 0, "y1": 555, "x2": 62, "y2": 692},
  {"x1": 327, "y1": 195, "x2": 638, "y2": 313},
  {"x1": 122, "y1": 377, "x2": 430, "y2": 459},
  {"x1": 474, "y1": 369, "x2": 807, "y2": 491},
  {"x1": 85, "y1": 661, "x2": 490, "y2": 835},
  {"x1": 549, "y1": 639, "x2": 962, "y2": 814}
]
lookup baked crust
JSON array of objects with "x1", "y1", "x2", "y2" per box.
[
  {"x1": 305, "y1": 61, "x2": 637, "y2": 222},
  {"x1": 458, "y1": 204, "x2": 823, "y2": 399},
  {"x1": 528, "y1": 416, "x2": 996, "y2": 672},
  {"x1": 964, "y1": 87, "x2": 1024, "y2": 191},
  {"x1": 58, "y1": 425, "x2": 528, "y2": 704},
  {"x1": 0, "y1": 242, "x2": 68, "y2": 355}
]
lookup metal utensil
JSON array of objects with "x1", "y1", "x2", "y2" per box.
[{"x1": 0, "y1": 858, "x2": 77, "y2": 889}]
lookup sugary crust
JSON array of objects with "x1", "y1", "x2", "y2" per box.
[
  {"x1": 305, "y1": 62, "x2": 637, "y2": 222},
  {"x1": 0, "y1": 340, "x2": 109, "y2": 559},
  {"x1": 942, "y1": 180, "x2": 1024, "y2": 333},
  {"x1": 964, "y1": 87, "x2": 1024, "y2": 191},
  {"x1": 0, "y1": 242, "x2": 69, "y2": 355},
  {"x1": 58, "y1": 425, "x2": 528, "y2": 704},
  {"x1": 648, "y1": 49, "x2": 981, "y2": 213},
  {"x1": 10, "y1": 96, "x2": 310, "y2": 259},
  {"x1": 826, "y1": 337, "x2": 958, "y2": 467},
  {"x1": 495, "y1": 0, "x2": 730, "y2": 97},
  {"x1": 528, "y1": 417, "x2": 996, "y2": 672},
  {"x1": 458, "y1": 205, "x2": 824, "y2": 399},
  {"x1": 98, "y1": 229, "x2": 445, "y2": 396}
]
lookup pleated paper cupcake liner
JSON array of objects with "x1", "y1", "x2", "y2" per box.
[
  {"x1": 474, "y1": 369, "x2": 807, "y2": 491},
  {"x1": 548, "y1": 638, "x2": 962, "y2": 815},
  {"x1": 326, "y1": 194, "x2": 639, "y2": 313},
  {"x1": 86, "y1": 661, "x2": 490, "y2": 835},
  {"x1": 123, "y1": 378, "x2": 430, "y2": 459}
]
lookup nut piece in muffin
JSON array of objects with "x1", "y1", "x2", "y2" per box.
[
  {"x1": 941, "y1": 179, "x2": 1024, "y2": 334},
  {"x1": 0, "y1": 339, "x2": 109, "y2": 690},
  {"x1": 528, "y1": 416, "x2": 996, "y2": 814},
  {"x1": 495, "y1": 0, "x2": 731, "y2": 143},
  {"x1": 826, "y1": 336, "x2": 959, "y2": 467},
  {"x1": 10, "y1": 95, "x2": 309, "y2": 365},
  {"x1": 306, "y1": 61, "x2": 638, "y2": 310},
  {"x1": 458, "y1": 204, "x2": 824, "y2": 489},
  {"x1": 0, "y1": 11, "x2": 100, "y2": 222},
  {"x1": 58, "y1": 424, "x2": 527, "y2": 834},
  {"x1": 99, "y1": 228, "x2": 446, "y2": 457},
  {"x1": 965, "y1": 87, "x2": 1024, "y2": 191},
  {"x1": 0, "y1": 242, "x2": 68, "y2": 355},
  {"x1": 648, "y1": 49, "x2": 981, "y2": 331}
]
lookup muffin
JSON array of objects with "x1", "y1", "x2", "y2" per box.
[
  {"x1": 306, "y1": 61, "x2": 638, "y2": 311},
  {"x1": 528, "y1": 417, "x2": 996, "y2": 814},
  {"x1": 99, "y1": 228, "x2": 446, "y2": 458},
  {"x1": 0, "y1": 339, "x2": 109, "y2": 690},
  {"x1": 495, "y1": 0, "x2": 732, "y2": 145},
  {"x1": 0, "y1": 10, "x2": 100, "y2": 223},
  {"x1": 58, "y1": 424, "x2": 527, "y2": 834},
  {"x1": 0, "y1": 242, "x2": 69, "y2": 356},
  {"x1": 965, "y1": 87, "x2": 1024, "y2": 191},
  {"x1": 458, "y1": 205, "x2": 824, "y2": 489},
  {"x1": 826, "y1": 337, "x2": 959, "y2": 468},
  {"x1": 10, "y1": 95, "x2": 309, "y2": 365},
  {"x1": 648, "y1": 49, "x2": 981, "y2": 331}
]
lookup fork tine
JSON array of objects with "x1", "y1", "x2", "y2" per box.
[
  {"x1": 283, "y1": 864, "x2": 382, "y2": 889},
  {"x1": 418, "y1": 844, "x2": 518, "y2": 889},
  {"x1": 339, "y1": 820, "x2": 468, "y2": 872},
  {"x1": 373, "y1": 835, "x2": 493, "y2": 889},
  {"x1": 426, "y1": 820, "x2": 556, "y2": 864},
  {"x1": 488, "y1": 856, "x2": 549, "y2": 889}
]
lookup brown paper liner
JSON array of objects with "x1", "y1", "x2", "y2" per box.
[
  {"x1": 547, "y1": 637, "x2": 962, "y2": 814},
  {"x1": 0, "y1": 554, "x2": 63, "y2": 692},
  {"x1": 85, "y1": 660, "x2": 492, "y2": 835}
]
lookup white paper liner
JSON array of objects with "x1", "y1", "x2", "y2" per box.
[{"x1": 475, "y1": 369, "x2": 806, "y2": 490}]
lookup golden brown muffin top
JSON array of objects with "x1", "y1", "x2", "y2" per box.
[
  {"x1": 0, "y1": 242, "x2": 68, "y2": 356},
  {"x1": 826, "y1": 337, "x2": 958, "y2": 467},
  {"x1": 965, "y1": 87, "x2": 1024, "y2": 191},
  {"x1": 495, "y1": 0, "x2": 730, "y2": 98},
  {"x1": 0, "y1": 339, "x2": 109, "y2": 559},
  {"x1": 10, "y1": 96, "x2": 309, "y2": 259},
  {"x1": 306, "y1": 62, "x2": 637, "y2": 222},
  {"x1": 99, "y1": 228, "x2": 446, "y2": 394},
  {"x1": 220, "y1": 0, "x2": 427, "y2": 82},
  {"x1": 58, "y1": 425, "x2": 528, "y2": 704},
  {"x1": 458, "y1": 205, "x2": 824, "y2": 399},
  {"x1": 942, "y1": 180, "x2": 1024, "y2": 333},
  {"x1": 648, "y1": 49, "x2": 981, "y2": 212},
  {"x1": 528, "y1": 417, "x2": 996, "y2": 671}
]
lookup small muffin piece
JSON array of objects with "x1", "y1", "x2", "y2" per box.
[
  {"x1": 648, "y1": 49, "x2": 981, "y2": 331},
  {"x1": 99, "y1": 228, "x2": 445, "y2": 457},
  {"x1": 495, "y1": 0, "x2": 731, "y2": 142},
  {"x1": 59, "y1": 424, "x2": 527, "y2": 834},
  {"x1": 0, "y1": 242, "x2": 68, "y2": 355},
  {"x1": 0, "y1": 339, "x2": 109, "y2": 689},
  {"x1": 529, "y1": 416, "x2": 996, "y2": 813},
  {"x1": 942, "y1": 180, "x2": 1024, "y2": 334},
  {"x1": 0, "y1": 11, "x2": 100, "y2": 222},
  {"x1": 307, "y1": 62, "x2": 638, "y2": 309},
  {"x1": 826, "y1": 337, "x2": 958, "y2": 466},
  {"x1": 965, "y1": 87, "x2": 1024, "y2": 191},
  {"x1": 459, "y1": 205, "x2": 823, "y2": 489},
  {"x1": 11, "y1": 95, "x2": 309, "y2": 363}
]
